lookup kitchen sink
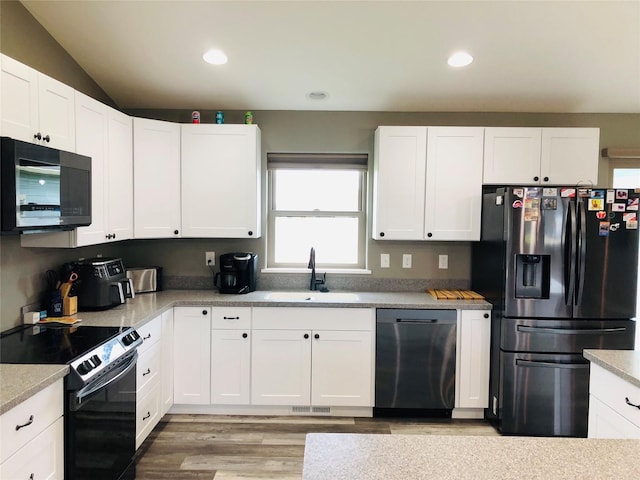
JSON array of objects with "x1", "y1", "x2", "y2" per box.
[{"x1": 265, "y1": 291, "x2": 359, "y2": 302}]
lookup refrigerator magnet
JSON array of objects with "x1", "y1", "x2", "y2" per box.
[
  {"x1": 589, "y1": 198, "x2": 604, "y2": 211},
  {"x1": 606, "y1": 189, "x2": 615, "y2": 203},
  {"x1": 561, "y1": 188, "x2": 576, "y2": 198},
  {"x1": 623, "y1": 213, "x2": 636, "y2": 223},
  {"x1": 596, "y1": 211, "x2": 607, "y2": 220},
  {"x1": 578, "y1": 188, "x2": 590, "y2": 197},
  {"x1": 612, "y1": 203, "x2": 626, "y2": 212},
  {"x1": 526, "y1": 188, "x2": 541, "y2": 198},
  {"x1": 513, "y1": 188, "x2": 524, "y2": 198},
  {"x1": 610, "y1": 223, "x2": 621, "y2": 232},
  {"x1": 599, "y1": 222, "x2": 610, "y2": 236},
  {"x1": 616, "y1": 190, "x2": 629, "y2": 200},
  {"x1": 542, "y1": 198, "x2": 557, "y2": 210},
  {"x1": 627, "y1": 198, "x2": 639, "y2": 211},
  {"x1": 591, "y1": 190, "x2": 605, "y2": 199},
  {"x1": 627, "y1": 220, "x2": 638, "y2": 230},
  {"x1": 512, "y1": 199, "x2": 523, "y2": 209},
  {"x1": 543, "y1": 188, "x2": 557, "y2": 197}
]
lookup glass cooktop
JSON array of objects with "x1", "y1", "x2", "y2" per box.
[{"x1": 0, "y1": 324, "x2": 124, "y2": 365}]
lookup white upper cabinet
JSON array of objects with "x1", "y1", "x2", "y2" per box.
[
  {"x1": 133, "y1": 118, "x2": 181, "y2": 238},
  {"x1": 181, "y1": 124, "x2": 261, "y2": 238},
  {"x1": 373, "y1": 126, "x2": 427, "y2": 240},
  {"x1": 483, "y1": 127, "x2": 599, "y2": 185},
  {"x1": 425, "y1": 127, "x2": 484, "y2": 241},
  {"x1": 373, "y1": 126, "x2": 483, "y2": 241},
  {"x1": 0, "y1": 54, "x2": 75, "y2": 151},
  {"x1": 21, "y1": 93, "x2": 133, "y2": 248}
]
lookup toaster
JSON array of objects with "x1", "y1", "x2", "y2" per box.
[{"x1": 126, "y1": 267, "x2": 162, "y2": 293}]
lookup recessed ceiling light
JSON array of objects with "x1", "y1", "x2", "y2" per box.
[
  {"x1": 203, "y1": 48, "x2": 228, "y2": 65},
  {"x1": 447, "y1": 51, "x2": 473, "y2": 67},
  {"x1": 307, "y1": 91, "x2": 329, "y2": 101}
]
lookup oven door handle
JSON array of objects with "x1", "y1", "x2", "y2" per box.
[{"x1": 73, "y1": 351, "x2": 137, "y2": 408}]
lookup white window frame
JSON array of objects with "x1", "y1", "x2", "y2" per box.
[{"x1": 266, "y1": 153, "x2": 368, "y2": 270}]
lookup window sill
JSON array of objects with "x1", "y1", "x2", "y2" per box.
[{"x1": 261, "y1": 268, "x2": 372, "y2": 275}]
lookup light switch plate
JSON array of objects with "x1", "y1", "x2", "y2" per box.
[
  {"x1": 380, "y1": 253, "x2": 390, "y2": 268},
  {"x1": 402, "y1": 254, "x2": 412, "y2": 269},
  {"x1": 438, "y1": 254, "x2": 448, "y2": 269}
]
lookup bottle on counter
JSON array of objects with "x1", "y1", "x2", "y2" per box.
[
  {"x1": 215, "y1": 111, "x2": 224, "y2": 124},
  {"x1": 245, "y1": 111, "x2": 253, "y2": 124},
  {"x1": 191, "y1": 111, "x2": 200, "y2": 124}
]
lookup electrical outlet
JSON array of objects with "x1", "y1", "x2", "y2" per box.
[
  {"x1": 205, "y1": 251, "x2": 216, "y2": 266},
  {"x1": 438, "y1": 254, "x2": 449, "y2": 269},
  {"x1": 380, "y1": 253, "x2": 390, "y2": 268},
  {"x1": 402, "y1": 254, "x2": 412, "y2": 269}
]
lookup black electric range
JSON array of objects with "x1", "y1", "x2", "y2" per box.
[{"x1": 1, "y1": 324, "x2": 142, "y2": 480}]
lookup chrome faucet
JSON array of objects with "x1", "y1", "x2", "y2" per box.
[{"x1": 308, "y1": 247, "x2": 327, "y2": 291}]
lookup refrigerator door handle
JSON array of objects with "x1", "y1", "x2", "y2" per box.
[
  {"x1": 517, "y1": 325, "x2": 629, "y2": 335},
  {"x1": 576, "y1": 199, "x2": 588, "y2": 306},
  {"x1": 515, "y1": 359, "x2": 589, "y2": 370},
  {"x1": 564, "y1": 200, "x2": 577, "y2": 306}
]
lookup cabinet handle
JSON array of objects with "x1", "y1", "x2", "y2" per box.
[
  {"x1": 43, "y1": 134, "x2": 50, "y2": 143},
  {"x1": 248, "y1": 231, "x2": 253, "y2": 236},
  {"x1": 224, "y1": 316, "x2": 240, "y2": 320},
  {"x1": 15, "y1": 415, "x2": 34, "y2": 431},
  {"x1": 427, "y1": 232, "x2": 433, "y2": 238},
  {"x1": 543, "y1": 177, "x2": 549, "y2": 182},
  {"x1": 143, "y1": 411, "x2": 151, "y2": 421},
  {"x1": 174, "y1": 230, "x2": 179, "y2": 235},
  {"x1": 484, "y1": 313, "x2": 489, "y2": 319},
  {"x1": 242, "y1": 333, "x2": 248, "y2": 338},
  {"x1": 202, "y1": 310, "x2": 208, "y2": 315},
  {"x1": 143, "y1": 333, "x2": 152, "y2": 340},
  {"x1": 533, "y1": 176, "x2": 539, "y2": 182},
  {"x1": 304, "y1": 333, "x2": 309, "y2": 339},
  {"x1": 142, "y1": 368, "x2": 151, "y2": 376},
  {"x1": 314, "y1": 333, "x2": 320, "y2": 339},
  {"x1": 379, "y1": 232, "x2": 385, "y2": 237},
  {"x1": 625, "y1": 397, "x2": 640, "y2": 410},
  {"x1": 30, "y1": 474, "x2": 34, "y2": 480},
  {"x1": 34, "y1": 132, "x2": 42, "y2": 140}
]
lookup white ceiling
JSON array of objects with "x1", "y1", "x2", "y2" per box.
[{"x1": 20, "y1": 0, "x2": 640, "y2": 113}]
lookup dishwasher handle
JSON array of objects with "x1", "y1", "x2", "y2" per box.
[{"x1": 394, "y1": 318, "x2": 456, "y2": 325}]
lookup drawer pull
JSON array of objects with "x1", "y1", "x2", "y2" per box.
[
  {"x1": 224, "y1": 316, "x2": 240, "y2": 320},
  {"x1": 143, "y1": 411, "x2": 151, "y2": 421},
  {"x1": 142, "y1": 368, "x2": 151, "y2": 376},
  {"x1": 15, "y1": 415, "x2": 34, "y2": 431},
  {"x1": 30, "y1": 474, "x2": 34, "y2": 480},
  {"x1": 625, "y1": 397, "x2": 640, "y2": 410},
  {"x1": 143, "y1": 333, "x2": 152, "y2": 340}
]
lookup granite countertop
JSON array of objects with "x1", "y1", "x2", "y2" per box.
[
  {"x1": 74, "y1": 289, "x2": 491, "y2": 328},
  {"x1": 0, "y1": 364, "x2": 68, "y2": 415},
  {"x1": 302, "y1": 433, "x2": 640, "y2": 480},
  {"x1": 583, "y1": 349, "x2": 640, "y2": 388}
]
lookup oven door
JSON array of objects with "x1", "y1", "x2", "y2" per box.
[{"x1": 66, "y1": 352, "x2": 137, "y2": 480}]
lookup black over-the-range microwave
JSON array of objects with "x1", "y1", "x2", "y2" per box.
[{"x1": 1, "y1": 137, "x2": 92, "y2": 233}]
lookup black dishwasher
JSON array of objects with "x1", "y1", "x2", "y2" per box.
[{"x1": 375, "y1": 309, "x2": 456, "y2": 416}]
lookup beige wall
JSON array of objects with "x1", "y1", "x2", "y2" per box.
[{"x1": 1, "y1": 1, "x2": 640, "y2": 331}]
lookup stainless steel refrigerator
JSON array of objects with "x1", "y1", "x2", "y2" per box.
[{"x1": 472, "y1": 186, "x2": 638, "y2": 437}]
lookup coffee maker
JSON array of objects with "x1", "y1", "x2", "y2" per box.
[{"x1": 214, "y1": 253, "x2": 258, "y2": 294}]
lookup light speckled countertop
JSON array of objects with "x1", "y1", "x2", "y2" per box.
[
  {"x1": 302, "y1": 433, "x2": 640, "y2": 479},
  {"x1": 1, "y1": 290, "x2": 490, "y2": 414},
  {"x1": 74, "y1": 289, "x2": 491, "y2": 328},
  {"x1": 0, "y1": 364, "x2": 68, "y2": 414},
  {"x1": 583, "y1": 349, "x2": 640, "y2": 388}
]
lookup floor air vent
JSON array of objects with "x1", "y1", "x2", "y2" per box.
[{"x1": 290, "y1": 406, "x2": 332, "y2": 415}]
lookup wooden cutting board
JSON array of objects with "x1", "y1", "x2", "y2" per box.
[{"x1": 427, "y1": 289, "x2": 484, "y2": 300}]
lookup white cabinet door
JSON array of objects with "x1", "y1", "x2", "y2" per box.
[
  {"x1": 106, "y1": 107, "x2": 133, "y2": 242},
  {"x1": 588, "y1": 395, "x2": 640, "y2": 439},
  {"x1": 456, "y1": 310, "x2": 491, "y2": 409},
  {"x1": 160, "y1": 309, "x2": 174, "y2": 415},
  {"x1": 181, "y1": 124, "x2": 261, "y2": 238},
  {"x1": 373, "y1": 126, "x2": 427, "y2": 240},
  {"x1": 211, "y1": 329, "x2": 251, "y2": 405},
  {"x1": 0, "y1": 54, "x2": 75, "y2": 151},
  {"x1": 37, "y1": 72, "x2": 76, "y2": 151},
  {"x1": 311, "y1": 330, "x2": 373, "y2": 407},
  {"x1": 173, "y1": 307, "x2": 211, "y2": 404},
  {"x1": 425, "y1": 127, "x2": 484, "y2": 241},
  {"x1": 251, "y1": 329, "x2": 311, "y2": 405},
  {"x1": 541, "y1": 128, "x2": 599, "y2": 185},
  {"x1": 74, "y1": 91, "x2": 109, "y2": 246},
  {"x1": 133, "y1": 118, "x2": 182, "y2": 238},
  {"x1": 483, "y1": 127, "x2": 542, "y2": 184}
]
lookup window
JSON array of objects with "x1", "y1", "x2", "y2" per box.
[{"x1": 267, "y1": 153, "x2": 367, "y2": 269}]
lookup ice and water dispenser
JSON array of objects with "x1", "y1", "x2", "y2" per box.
[{"x1": 515, "y1": 254, "x2": 550, "y2": 298}]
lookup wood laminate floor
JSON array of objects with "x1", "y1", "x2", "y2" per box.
[{"x1": 134, "y1": 414, "x2": 499, "y2": 479}]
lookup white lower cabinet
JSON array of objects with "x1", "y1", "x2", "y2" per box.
[
  {"x1": 250, "y1": 308, "x2": 375, "y2": 408},
  {"x1": 135, "y1": 316, "x2": 163, "y2": 449},
  {"x1": 0, "y1": 379, "x2": 64, "y2": 479},
  {"x1": 173, "y1": 307, "x2": 211, "y2": 404},
  {"x1": 455, "y1": 310, "x2": 491, "y2": 411},
  {"x1": 160, "y1": 309, "x2": 174, "y2": 415},
  {"x1": 211, "y1": 307, "x2": 252, "y2": 405},
  {"x1": 588, "y1": 363, "x2": 640, "y2": 439}
]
